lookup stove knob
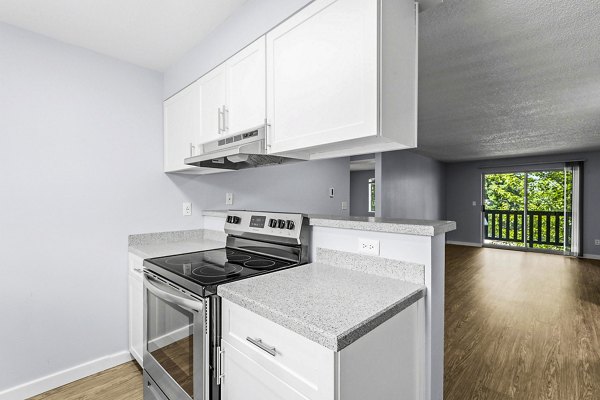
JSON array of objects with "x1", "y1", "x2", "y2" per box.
[
  {"x1": 277, "y1": 219, "x2": 286, "y2": 229},
  {"x1": 286, "y1": 220, "x2": 295, "y2": 230},
  {"x1": 268, "y1": 218, "x2": 278, "y2": 228},
  {"x1": 232, "y1": 216, "x2": 241, "y2": 224},
  {"x1": 226, "y1": 216, "x2": 233, "y2": 223}
]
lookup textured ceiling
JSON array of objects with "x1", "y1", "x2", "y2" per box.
[
  {"x1": 0, "y1": 0, "x2": 247, "y2": 71},
  {"x1": 418, "y1": 0, "x2": 600, "y2": 161}
]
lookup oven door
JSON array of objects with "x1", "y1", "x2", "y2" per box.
[{"x1": 143, "y1": 272, "x2": 210, "y2": 400}]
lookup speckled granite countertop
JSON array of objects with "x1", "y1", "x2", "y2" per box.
[
  {"x1": 218, "y1": 263, "x2": 425, "y2": 351},
  {"x1": 309, "y1": 215, "x2": 456, "y2": 236},
  {"x1": 201, "y1": 210, "x2": 456, "y2": 236},
  {"x1": 128, "y1": 229, "x2": 225, "y2": 259}
]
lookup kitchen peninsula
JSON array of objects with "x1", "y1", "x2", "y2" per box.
[{"x1": 200, "y1": 211, "x2": 455, "y2": 400}]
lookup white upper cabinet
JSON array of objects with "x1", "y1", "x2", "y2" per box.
[
  {"x1": 266, "y1": 0, "x2": 417, "y2": 158},
  {"x1": 163, "y1": 0, "x2": 418, "y2": 172},
  {"x1": 163, "y1": 37, "x2": 266, "y2": 173},
  {"x1": 198, "y1": 37, "x2": 266, "y2": 146},
  {"x1": 199, "y1": 65, "x2": 228, "y2": 145},
  {"x1": 163, "y1": 81, "x2": 201, "y2": 172},
  {"x1": 226, "y1": 38, "x2": 266, "y2": 134}
]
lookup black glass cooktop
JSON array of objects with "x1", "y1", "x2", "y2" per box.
[{"x1": 145, "y1": 248, "x2": 295, "y2": 294}]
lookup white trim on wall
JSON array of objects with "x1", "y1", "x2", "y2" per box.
[
  {"x1": 446, "y1": 240, "x2": 482, "y2": 247},
  {"x1": 0, "y1": 351, "x2": 133, "y2": 400}
]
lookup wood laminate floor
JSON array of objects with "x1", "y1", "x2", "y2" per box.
[
  {"x1": 445, "y1": 245, "x2": 600, "y2": 400},
  {"x1": 30, "y1": 245, "x2": 600, "y2": 399},
  {"x1": 28, "y1": 361, "x2": 142, "y2": 400}
]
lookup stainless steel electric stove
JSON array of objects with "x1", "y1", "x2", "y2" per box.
[{"x1": 141, "y1": 211, "x2": 309, "y2": 400}]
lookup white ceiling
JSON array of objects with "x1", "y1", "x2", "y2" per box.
[
  {"x1": 418, "y1": 0, "x2": 600, "y2": 161},
  {"x1": 0, "y1": 0, "x2": 247, "y2": 71}
]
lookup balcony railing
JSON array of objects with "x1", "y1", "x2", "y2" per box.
[{"x1": 484, "y1": 210, "x2": 572, "y2": 247}]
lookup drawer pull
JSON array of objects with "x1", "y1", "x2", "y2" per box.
[{"x1": 246, "y1": 337, "x2": 277, "y2": 356}]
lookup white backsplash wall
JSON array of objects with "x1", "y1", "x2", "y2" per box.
[{"x1": 170, "y1": 158, "x2": 351, "y2": 215}]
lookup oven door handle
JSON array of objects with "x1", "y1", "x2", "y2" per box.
[{"x1": 144, "y1": 274, "x2": 204, "y2": 312}]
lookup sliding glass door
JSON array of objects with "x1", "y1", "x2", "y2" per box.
[{"x1": 483, "y1": 165, "x2": 580, "y2": 255}]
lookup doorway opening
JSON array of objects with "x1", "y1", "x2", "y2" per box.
[{"x1": 482, "y1": 166, "x2": 580, "y2": 255}]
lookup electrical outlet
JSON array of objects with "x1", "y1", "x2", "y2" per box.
[
  {"x1": 341, "y1": 201, "x2": 348, "y2": 210},
  {"x1": 182, "y1": 202, "x2": 192, "y2": 216},
  {"x1": 358, "y1": 238, "x2": 380, "y2": 256},
  {"x1": 329, "y1": 187, "x2": 335, "y2": 198},
  {"x1": 595, "y1": 239, "x2": 600, "y2": 246},
  {"x1": 225, "y1": 193, "x2": 233, "y2": 205}
]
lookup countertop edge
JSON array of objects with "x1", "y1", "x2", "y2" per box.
[
  {"x1": 309, "y1": 217, "x2": 456, "y2": 236},
  {"x1": 200, "y1": 210, "x2": 457, "y2": 236}
]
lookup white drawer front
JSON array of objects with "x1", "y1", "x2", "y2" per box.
[
  {"x1": 221, "y1": 339, "x2": 310, "y2": 400},
  {"x1": 221, "y1": 299, "x2": 334, "y2": 400}
]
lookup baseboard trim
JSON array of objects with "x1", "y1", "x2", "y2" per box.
[
  {"x1": 583, "y1": 253, "x2": 600, "y2": 260},
  {"x1": 0, "y1": 350, "x2": 133, "y2": 400},
  {"x1": 446, "y1": 240, "x2": 482, "y2": 247}
]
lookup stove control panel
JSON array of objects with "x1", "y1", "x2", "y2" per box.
[{"x1": 224, "y1": 211, "x2": 307, "y2": 242}]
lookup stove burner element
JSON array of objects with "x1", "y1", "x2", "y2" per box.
[
  {"x1": 227, "y1": 254, "x2": 252, "y2": 262},
  {"x1": 165, "y1": 255, "x2": 201, "y2": 266},
  {"x1": 192, "y1": 263, "x2": 243, "y2": 278},
  {"x1": 244, "y1": 260, "x2": 276, "y2": 269}
]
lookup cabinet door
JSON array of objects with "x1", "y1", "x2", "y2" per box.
[
  {"x1": 199, "y1": 65, "x2": 228, "y2": 145},
  {"x1": 128, "y1": 270, "x2": 143, "y2": 366},
  {"x1": 266, "y1": 0, "x2": 378, "y2": 154},
  {"x1": 220, "y1": 339, "x2": 309, "y2": 400},
  {"x1": 163, "y1": 81, "x2": 201, "y2": 172},
  {"x1": 226, "y1": 37, "x2": 266, "y2": 134}
]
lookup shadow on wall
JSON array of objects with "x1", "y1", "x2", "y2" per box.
[
  {"x1": 377, "y1": 150, "x2": 446, "y2": 220},
  {"x1": 350, "y1": 170, "x2": 375, "y2": 217},
  {"x1": 167, "y1": 157, "x2": 351, "y2": 215}
]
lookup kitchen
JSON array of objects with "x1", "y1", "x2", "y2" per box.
[{"x1": 2, "y1": 0, "x2": 600, "y2": 400}]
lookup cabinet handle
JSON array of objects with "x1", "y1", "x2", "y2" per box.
[
  {"x1": 223, "y1": 105, "x2": 229, "y2": 132},
  {"x1": 218, "y1": 107, "x2": 224, "y2": 134},
  {"x1": 265, "y1": 121, "x2": 272, "y2": 150},
  {"x1": 246, "y1": 337, "x2": 277, "y2": 356}
]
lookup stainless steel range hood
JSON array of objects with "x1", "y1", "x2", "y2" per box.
[{"x1": 184, "y1": 126, "x2": 305, "y2": 170}]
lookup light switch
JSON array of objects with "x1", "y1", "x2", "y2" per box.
[
  {"x1": 472, "y1": 201, "x2": 477, "y2": 206},
  {"x1": 225, "y1": 193, "x2": 233, "y2": 205}
]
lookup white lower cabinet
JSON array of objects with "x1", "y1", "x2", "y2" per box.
[
  {"x1": 128, "y1": 253, "x2": 144, "y2": 366},
  {"x1": 220, "y1": 298, "x2": 424, "y2": 400}
]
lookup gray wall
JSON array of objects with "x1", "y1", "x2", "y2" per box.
[
  {"x1": 0, "y1": 22, "x2": 203, "y2": 393},
  {"x1": 377, "y1": 151, "x2": 445, "y2": 220},
  {"x1": 445, "y1": 151, "x2": 600, "y2": 257},
  {"x1": 350, "y1": 170, "x2": 375, "y2": 217}
]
